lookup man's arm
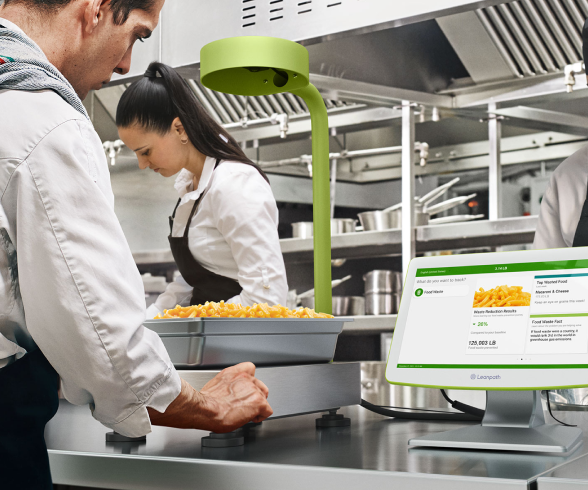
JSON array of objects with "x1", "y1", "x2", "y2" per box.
[
  {"x1": 148, "y1": 363, "x2": 273, "y2": 432},
  {"x1": 7, "y1": 119, "x2": 182, "y2": 437},
  {"x1": 534, "y1": 176, "x2": 568, "y2": 250}
]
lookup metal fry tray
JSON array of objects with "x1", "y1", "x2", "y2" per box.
[{"x1": 144, "y1": 317, "x2": 352, "y2": 369}]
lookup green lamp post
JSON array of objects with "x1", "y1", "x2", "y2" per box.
[{"x1": 200, "y1": 36, "x2": 332, "y2": 314}]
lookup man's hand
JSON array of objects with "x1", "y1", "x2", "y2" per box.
[{"x1": 147, "y1": 362, "x2": 273, "y2": 432}]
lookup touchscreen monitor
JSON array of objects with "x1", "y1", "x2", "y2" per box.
[{"x1": 386, "y1": 247, "x2": 588, "y2": 390}]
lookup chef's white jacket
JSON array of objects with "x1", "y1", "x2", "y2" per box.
[
  {"x1": 534, "y1": 145, "x2": 588, "y2": 250},
  {"x1": 0, "y1": 18, "x2": 181, "y2": 437},
  {"x1": 147, "y1": 157, "x2": 288, "y2": 317}
]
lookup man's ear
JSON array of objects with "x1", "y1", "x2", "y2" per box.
[{"x1": 83, "y1": 0, "x2": 107, "y2": 35}]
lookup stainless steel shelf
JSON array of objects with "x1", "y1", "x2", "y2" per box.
[
  {"x1": 132, "y1": 217, "x2": 537, "y2": 266},
  {"x1": 281, "y1": 216, "x2": 538, "y2": 263},
  {"x1": 341, "y1": 315, "x2": 396, "y2": 335}
]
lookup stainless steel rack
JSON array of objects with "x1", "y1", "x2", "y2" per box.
[
  {"x1": 132, "y1": 216, "x2": 538, "y2": 267},
  {"x1": 280, "y1": 216, "x2": 538, "y2": 263}
]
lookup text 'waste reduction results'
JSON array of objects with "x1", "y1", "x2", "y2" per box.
[{"x1": 397, "y1": 261, "x2": 588, "y2": 369}]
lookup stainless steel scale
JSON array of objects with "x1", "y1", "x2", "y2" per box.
[{"x1": 106, "y1": 318, "x2": 362, "y2": 447}]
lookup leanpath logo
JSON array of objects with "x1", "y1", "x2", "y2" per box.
[{"x1": 471, "y1": 374, "x2": 501, "y2": 380}]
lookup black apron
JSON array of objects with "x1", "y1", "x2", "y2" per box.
[
  {"x1": 573, "y1": 179, "x2": 588, "y2": 246},
  {"x1": 0, "y1": 348, "x2": 60, "y2": 489},
  {"x1": 169, "y1": 159, "x2": 267, "y2": 305}
]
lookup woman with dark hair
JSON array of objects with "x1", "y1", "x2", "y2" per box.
[{"x1": 117, "y1": 62, "x2": 288, "y2": 317}]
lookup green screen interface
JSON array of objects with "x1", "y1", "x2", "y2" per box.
[{"x1": 397, "y1": 260, "x2": 588, "y2": 369}]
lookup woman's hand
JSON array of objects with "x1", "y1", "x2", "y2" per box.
[{"x1": 147, "y1": 363, "x2": 273, "y2": 432}]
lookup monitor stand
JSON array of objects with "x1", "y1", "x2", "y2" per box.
[{"x1": 409, "y1": 391, "x2": 583, "y2": 453}]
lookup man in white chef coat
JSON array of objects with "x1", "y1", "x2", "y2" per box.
[
  {"x1": 0, "y1": 1, "x2": 272, "y2": 487},
  {"x1": 534, "y1": 19, "x2": 588, "y2": 250}
]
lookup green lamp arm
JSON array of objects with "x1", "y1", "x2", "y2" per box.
[{"x1": 290, "y1": 83, "x2": 332, "y2": 314}]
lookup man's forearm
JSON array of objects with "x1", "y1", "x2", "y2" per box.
[{"x1": 147, "y1": 378, "x2": 201, "y2": 429}]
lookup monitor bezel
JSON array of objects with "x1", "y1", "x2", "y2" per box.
[{"x1": 385, "y1": 246, "x2": 588, "y2": 390}]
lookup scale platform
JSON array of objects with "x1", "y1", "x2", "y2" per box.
[{"x1": 181, "y1": 362, "x2": 361, "y2": 419}]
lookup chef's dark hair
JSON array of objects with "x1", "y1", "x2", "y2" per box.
[
  {"x1": 116, "y1": 62, "x2": 268, "y2": 182},
  {"x1": 2, "y1": 0, "x2": 156, "y2": 25}
]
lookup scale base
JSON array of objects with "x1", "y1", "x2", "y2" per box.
[
  {"x1": 202, "y1": 429, "x2": 245, "y2": 448},
  {"x1": 409, "y1": 424, "x2": 583, "y2": 453},
  {"x1": 105, "y1": 431, "x2": 146, "y2": 443},
  {"x1": 316, "y1": 409, "x2": 351, "y2": 428}
]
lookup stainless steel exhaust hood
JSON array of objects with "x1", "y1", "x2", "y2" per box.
[{"x1": 438, "y1": 0, "x2": 588, "y2": 83}]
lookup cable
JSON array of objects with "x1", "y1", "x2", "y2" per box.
[
  {"x1": 440, "y1": 389, "x2": 485, "y2": 418},
  {"x1": 545, "y1": 390, "x2": 577, "y2": 428},
  {"x1": 377, "y1": 405, "x2": 465, "y2": 414},
  {"x1": 360, "y1": 399, "x2": 482, "y2": 422}
]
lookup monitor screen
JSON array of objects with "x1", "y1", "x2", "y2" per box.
[{"x1": 386, "y1": 247, "x2": 588, "y2": 390}]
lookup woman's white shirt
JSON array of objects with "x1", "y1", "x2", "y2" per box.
[
  {"x1": 534, "y1": 145, "x2": 588, "y2": 250},
  {"x1": 148, "y1": 157, "x2": 288, "y2": 316}
]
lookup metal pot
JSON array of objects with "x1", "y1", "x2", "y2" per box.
[
  {"x1": 357, "y1": 211, "x2": 395, "y2": 232},
  {"x1": 363, "y1": 270, "x2": 402, "y2": 294},
  {"x1": 291, "y1": 222, "x2": 313, "y2": 239},
  {"x1": 331, "y1": 218, "x2": 357, "y2": 235},
  {"x1": 347, "y1": 296, "x2": 366, "y2": 316},
  {"x1": 365, "y1": 292, "x2": 400, "y2": 315},
  {"x1": 361, "y1": 362, "x2": 486, "y2": 408},
  {"x1": 300, "y1": 295, "x2": 365, "y2": 316},
  {"x1": 547, "y1": 389, "x2": 588, "y2": 411},
  {"x1": 387, "y1": 204, "x2": 430, "y2": 229},
  {"x1": 292, "y1": 219, "x2": 357, "y2": 238}
]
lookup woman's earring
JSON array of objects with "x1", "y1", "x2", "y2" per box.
[{"x1": 181, "y1": 138, "x2": 188, "y2": 144}]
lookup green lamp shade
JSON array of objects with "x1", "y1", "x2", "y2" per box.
[{"x1": 200, "y1": 36, "x2": 309, "y2": 96}]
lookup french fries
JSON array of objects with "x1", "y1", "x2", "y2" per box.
[
  {"x1": 472, "y1": 285, "x2": 531, "y2": 308},
  {"x1": 154, "y1": 301, "x2": 334, "y2": 319}
]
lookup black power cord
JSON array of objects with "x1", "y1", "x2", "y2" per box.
[
  {"x1": 544, "y1": 390, "x2": 577, "y2": 428},
  {"x1": 440, "y1": 389, "x2": 485, "y2": 418},
  {"x1": 360, "y1": 398, "x2": 482, "y2": 422}
]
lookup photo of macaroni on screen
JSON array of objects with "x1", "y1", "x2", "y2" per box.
[{"x1": 472, "y1": 285, "x2": 531, "y2": 308}]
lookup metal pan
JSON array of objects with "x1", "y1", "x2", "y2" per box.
[
  {"x1": 428, "y1": 214, "x2": 485, "y2": 225},
  {"x1": 361, "y1": 193, "x2": 477, "y2": 231},
  {"x1": 358, "y1": 178, "x2": 461, "y2": 232},
  {"x1": 144, "y1": 317, "x2": 352, "y2": 368}
]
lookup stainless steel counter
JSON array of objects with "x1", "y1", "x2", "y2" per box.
[
  {"x1": 47, "y1": 400, "x2": 588, "y2": 490},
  {"x1": 537, "y1": 453, "x2": 588, "y2": 488}
]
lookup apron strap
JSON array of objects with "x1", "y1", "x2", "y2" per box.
[
  {"x1": 170, "y1": 159, "x2": 222, "y2": 238},
  {"x1": 572, "y1": 178, "x2": 588, "y2": 246},
  {"x1": 183, "y1": 197, "x2": 201, "y2": 238},
  {"x1": 168, "y1": 198, "x2": 182, "y2": 235}
]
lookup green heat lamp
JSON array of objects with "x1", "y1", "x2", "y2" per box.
[{"x1": 200, "y1": 36, "x2": 332, "y2": 314}]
